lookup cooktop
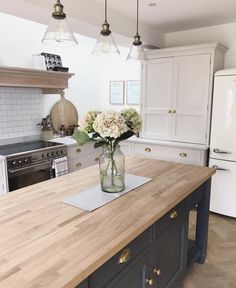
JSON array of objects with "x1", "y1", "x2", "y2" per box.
[{"x1": 0, "y1": 140, "x2": 64, "y2": 156}]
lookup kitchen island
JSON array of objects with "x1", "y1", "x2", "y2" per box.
[{"x1": 0, "y1": 158, "x2": 215, "y2": 288}]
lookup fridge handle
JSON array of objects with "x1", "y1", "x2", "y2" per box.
[
  {"x1": 213, "y1": 148, "x2": 232, "y2": 154},
  {"x1": 212, "y1": 165, "x2": 230, "y2": 172}
]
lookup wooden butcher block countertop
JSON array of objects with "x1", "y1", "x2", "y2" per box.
[{"x1": 0, "y1": 158, "x2": 215, "y2": 288}]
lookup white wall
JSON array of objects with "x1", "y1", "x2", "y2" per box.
[
  {"x1": 0, "y1": 12, "x2": 141, "y2": 140},
  {"x1": 166, "y1": 22, "x2": 236, "y2": 68},
  {"x1": 0, "y1": 12, "x2": 102, "y2": 120},
  {"x1": 99, "y1": 47, "x2": 141, "y2": 112}
]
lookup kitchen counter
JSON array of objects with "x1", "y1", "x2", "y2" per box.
[{"x1": 0, "y1": 158, "x2": 215, "y2": 288}]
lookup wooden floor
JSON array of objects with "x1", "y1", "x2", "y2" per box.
[{"x1": 181, "y1": 212, "x2": 236, "y2": 288}]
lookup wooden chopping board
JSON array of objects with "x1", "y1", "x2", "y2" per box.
[{"x1": 50, "y1": 92, "x2": 79, "y2": 133}]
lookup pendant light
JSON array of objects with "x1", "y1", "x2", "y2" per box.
[
  {"x1": 42, "y1": 0, "x2": 78, "y2": 46},
  {"x1": 126, "y1": 0, "x2": 147, "y2": 61},
  {"x1": 92, "y1": 0, "x2": 120, "y2": 56}
]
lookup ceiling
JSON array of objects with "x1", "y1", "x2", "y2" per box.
[{"x1": 92, "y1": 0, "x2": 236, "y2": 32}]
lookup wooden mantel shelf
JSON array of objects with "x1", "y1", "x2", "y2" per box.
[{"x1": 0, "y1": 65, "x2": 74, "y2": 94}]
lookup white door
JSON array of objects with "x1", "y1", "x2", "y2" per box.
[
  {"x1": 172, "y1": 54, "x2": 211, "y2": 144},
  {"x1": 209, "y1": 159, "x2": 236, "y2": 218},
  {"x1": 0, "y1": 157, "x2": 8, "y2": 194},
  {"x1": 210, "y1": 75, "x2": 236, "y2": 161},
  {"x1": 141, "y1": 58, "x2": 174, "y2": 140}
]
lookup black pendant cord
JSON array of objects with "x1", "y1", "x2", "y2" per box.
[
  {"x1": 105, "y1": 0, "x2": 108, "y2": 23},
  {"x1": 136, "y1": 0, "x2": 139, "y2": 35}
]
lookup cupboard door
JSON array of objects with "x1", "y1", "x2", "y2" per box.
[
  {"x1": 142, "y1": 58, "x2": 174, "y2": 141},
  {"x1": 172, "y1": 54, "x2": 211, "y2": 144},
  {"x1": 153, "y1": 212, "x2": 188, "y2": 287},
  {"x1": 0, "y1": 158, "x2": 8, "y2": 194},
  {"x1": 101, "y1": 251, "x2": 151, "y2": 288}
]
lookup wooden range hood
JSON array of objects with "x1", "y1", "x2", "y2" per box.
[{"x1": 0, "y1": 66, "x2": 74, "y2": 94}]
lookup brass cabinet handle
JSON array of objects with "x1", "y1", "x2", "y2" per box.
[
  {"x1": 76, "y1": 148, "x2": 82, "y2": 153},
  {"x1": 145, "y1": 147, "x2": 151, "y2": 152},
  {"x1": 118, "y1": 249, "x2": 132, "y2": 264},
  {"x1": 179, "y1": 152, "x2": 187, "y2": 158},
  {"x1": 95, "y1": 157, "x2": 99, "y2": 162},
  {"x1": 153, "y1": 268, "x2": 161, "y2": 276},
  {"x1": 170, "y1": 210, "x2": 178, "y2": 219},
  {"x1": 76, "y1": 162, "x2": 82, "y2": 168},
  {"x1": 172, "y1": 110, "x2": 176, "y2": 113},
  {"x1": 146, "y1": 278, "x2": 154, "y2": 286},
  {"x1": 168, "y1": 110, "x2": 172, "y2": 113}
]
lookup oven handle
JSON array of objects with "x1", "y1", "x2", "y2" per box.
[{"x1": 8, "y1": 161, "x2": 52, "y2": 175}]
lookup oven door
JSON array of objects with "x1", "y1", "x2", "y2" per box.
[{"x1": 8, "y1": 161, "x2": 54, "y2": 192}]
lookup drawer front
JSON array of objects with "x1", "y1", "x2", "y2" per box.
[
  {"x1": 89, "y1": 228, "x2": 151, "y2": 288},
  {"x1": 154, "y1": 199, "x2": 187, "y2": 239},
  {"x1": 67, "y1": 143, "x2": 101, "y2": 160},
  {"x1": 134, "y1": 143, "x2": 203, "y2": 165},
  {"x1": 68, "y1": 153, "x2": 100, "y2": 172}
]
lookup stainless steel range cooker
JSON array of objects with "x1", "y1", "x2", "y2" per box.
[{"x1": 0, "y1": 140, "x2": 67, "y2": 192}]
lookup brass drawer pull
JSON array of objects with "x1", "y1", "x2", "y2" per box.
[
  {"x1": 172, "y1": 110, "x2": 176, "y2": 114},
  {"x1": 76, "y1": 163, "x2": 82, "y2": 168},
  {"x1": 76, "y1": 148, "x2": 82, "y2": 153},
  {"x1": 170, "y1": 210, "x2": 178, "y2": 219},
  {"x1": 145, "y1": 147, "x2": 151, "y2": 153},
  {"x1": 179, "y1": 152, "x2": 187, "y2": 158},
  {"x1": 146, "y1": 278, "x2": 154, "y2": 286},
  {"x1": 168, "y1": 110, "x2": 172, "y2": 113},
  {"x1": 153, "y1": 268, "x2": 161, "y2": 276},
  {"x1": 118, "y1": 249, "x2": 132, "y2": 264},
  {"x1": 95, "y1": 157, "x2": 99, "y2": 162}
]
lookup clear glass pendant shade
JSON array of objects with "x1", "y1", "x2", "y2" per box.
[
  {"x1": 92, "y1": 33, "x2": 120, "y2": 56},
  {"x1": 126, "y1": 44, "x2": 148, "y2": 61},
  {"x1": 41, "y1": 17, "x2": 78, "y2": 46}
]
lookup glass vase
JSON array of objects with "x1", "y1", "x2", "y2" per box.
[{"x1": 99, "y1": 145, "x2": 125, "y2": 193}]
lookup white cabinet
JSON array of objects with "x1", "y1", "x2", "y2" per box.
[
  {"x1": 0, "y1": 157, "x2": 8, "y2": 195},
  {"x1": 121, "y1": 139, "x2": 208, "y2": 166},
  {"x1": 67, "y1": 143, "x2": 102, "y2": 173},
  {"x1": 142, "y1": 58, "x2": 174, "y2": 140},
  {"x1": 141, "y1": 43, "x2": 227, "y2": 145}
]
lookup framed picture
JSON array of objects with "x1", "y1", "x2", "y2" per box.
[
  {"x1": 126, "y1": 80, "x2": 140, "y2": 105},
  {"x1": 110, "y1": 81, "x2": 125, "y2": 105}
]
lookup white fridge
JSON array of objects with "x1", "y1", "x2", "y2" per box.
[{"x1": 210, "y1": 69, "x2": 236, "y2": 218}]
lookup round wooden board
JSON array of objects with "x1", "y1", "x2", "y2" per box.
[{"x1": 50, "y1": 93, "x2": 79, "y2": 133}]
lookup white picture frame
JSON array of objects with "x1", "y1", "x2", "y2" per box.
[
  {"x1": 110, "y1": 81, "x2": 125, "y2": 105},
  {"x1": 126, "y1": 80, "x2": 140, "y2": 105}
]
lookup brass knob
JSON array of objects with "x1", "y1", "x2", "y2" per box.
[
  {"x1": 145, "y1": 147, "x2": 151, "y2": 153},
  {"x1": 118, "y1": 249, "x2": 132, "y2": 264},
  {"x1": 76, "y1": 148, "x2": 81, "y2": 153},
  {"x1": 146, "y1": 278, "x2": 154, "y2": 286},
  {"x1": 172, "y1": 110, "x2": 176, "y2": 114},
  {"x1": 76, "y1": 162, "x2": 82, "y2": 168},
  {"x1": 179, "y1": 152, "x2": 187, "y2": 158},
  {"x1": 170, "y1": 210, "x2": 178, "y2": 219},
  {"x1": 168, "y1": 110, "x2": 172, "y2": 113},
  {"x1": 153, "y1": 268, "x2": 161, "y2": 276},
  {"x1": 95, "y1": 157, "x2": 99, "y2": 162}
]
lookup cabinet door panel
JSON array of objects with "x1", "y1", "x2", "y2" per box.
[
  {"x1": 153, "y1": 217, "x2": 187, "y2": 288},
  {"x1": 0, "y1": 158, "x2": 8, "y2": 194},
  {"x1": 142, "y1": 58, "x2": 174, "y2": 140},
  {"x1": 96, "y1": 251, "x2": 151, "y2": 288},
  {"x1": 172, "y1": 54, "x2": 211, "y2": 144}
]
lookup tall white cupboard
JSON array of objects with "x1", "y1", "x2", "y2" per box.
[{"x1": 126, "y1": 43, "x2": 227, "y2": 166}]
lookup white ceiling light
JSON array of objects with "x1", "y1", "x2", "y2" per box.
[
  {"x1": 126, "y1": 0, "x2": 148, "y2": 61},
  {"x1": 92, "y1": 0, "x2": 120, "y2": 56},
  {"x1": 42, "y1": 0, "x2": 78, "y2": 46}
]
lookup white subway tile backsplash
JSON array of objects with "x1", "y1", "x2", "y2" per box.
[{"x1": 0, "y1": 87, "x2": 43, "y2": 140}]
